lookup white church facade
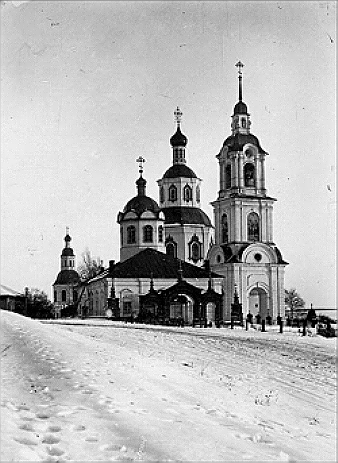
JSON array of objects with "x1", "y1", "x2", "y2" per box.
[{"x1": 53, "y1": 63, "x2": 287, "y2": 325}]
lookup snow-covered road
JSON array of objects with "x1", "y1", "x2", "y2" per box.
[{"x1": 1, "y1": 311, "x2": 336, "y2": 462}]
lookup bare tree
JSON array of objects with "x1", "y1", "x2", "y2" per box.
[
  {"x1": 285, "y1": 288, "x2": 305, "y2": 320},
  {"x1": 77, "y1": 248, "x2": 103, "y2": 281}
]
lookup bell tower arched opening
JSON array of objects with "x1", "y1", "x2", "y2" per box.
[{"x1": 248, "y1": 287, "x2": 268, "y2": 322}]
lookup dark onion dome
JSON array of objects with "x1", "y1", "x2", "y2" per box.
[
  {"x1": 223, "y1": 133, "x2": 267, "y2": 154},
  {"x1": 123, "y1": 195, "x2": 160, "y2": 216},
  {"x1": 54, "y1": 269, "x2": 80, "y2": 285},
  {"x1": 163, "y1": 206, "x2": 212, "y2": 227},
  {"x1": 61, "y1": 247, "x2": 74, "y2": 256},
  {"x1": 170, "y1": 126, "x2": 188, "y2": 147},
  {"x1": 64, "y1": 234, "x2": 72, "y2": 242},
  {"x1": 163, "y1": 164, "x2": 197, "y2": 179},
  {"x1": 233, "y1": 101, "x2": 248, "y2": 115}
]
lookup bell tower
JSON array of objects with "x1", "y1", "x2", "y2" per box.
[{"x1": 208, "y1": 63, "x2": 288, "y2": 324}]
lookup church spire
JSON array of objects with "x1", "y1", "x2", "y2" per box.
[{"x1": 236, "y1": 61, "x2": 244, "y2": 101}]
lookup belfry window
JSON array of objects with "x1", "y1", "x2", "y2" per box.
[
  {"x1": 143, "y1": 225, "x2": 153, "y2": 243},
  {"x1": 196, "y1": 185, "x2": 200, "y2": 203},
  {"x1": 247, "y1": 212, "x2": 260, "y2": 241},
  {"x1": 244, "y1": 163, "x2": 255, "y2": 187},
  {"x1": 183, "y1": 185, "x2": 192, "y2": 202},
  {"x1": 169, "y1": 185, "x2": 177, "y2": 202},
  {"x1": 61, "y1": 290, "x2": 67, "y2": 302},
  {"x1": 160, "y1": 187, "x2": 164, "y2": 203},
  {"x1": 241, "y1": 118, "x2": 246, "y2": 128},
  {"x1": 54, "y1": 290, "x2": 57, "y2": 302},
  {"x1": 158, "y1": 225, "x2": 163, "y2": 242},
  {"x1": 226, "y1": 165, "x2": 231, "y2": 189},
  {"x1": 221, "y1": 214, "x2": 229, "y2": 243},
  {"x1": 127, "y1": 226, "x2": 136, "y2": 244}
]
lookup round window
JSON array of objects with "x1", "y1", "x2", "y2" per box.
[{"x1": 254, "y1": 253, "x2": 262, "y2": 262}]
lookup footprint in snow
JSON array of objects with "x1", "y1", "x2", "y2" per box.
[
  {"x1": 13, "y1": 435, "x2": 39, "y2": 446},
  {"x1": 42, "y1": 434, "x2": 61, "y2": 444},
  {"x1": 19, "y1": 423, "x2": 36, "y2": 432}
]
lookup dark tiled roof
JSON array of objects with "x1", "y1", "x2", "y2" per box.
[
  {"x1": 111, "y1": 248, "x2": 222, "y2": 279},
  {"x1": 163, "y1": 164, "x2": 197, "y2": 179},
  {"x1": 162, "y1": 206, "x2": 212, "y2": 227},
  {"x1": 222, "y1": 133, "x2": 267, "y2": 154},
  {"x1": 54, "y1": 270, "x2": 81, "y2": 285}
]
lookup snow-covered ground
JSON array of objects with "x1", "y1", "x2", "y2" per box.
[{"x1": 1, "y1": 311, "x2": 336, "y2": 462}]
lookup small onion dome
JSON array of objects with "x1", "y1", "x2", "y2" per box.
[
  {"x1": 223, "y1": 133, "x2": 267, "y2": 154},
  {"x1": 64, "y1": 234, "x2": 72, "y2": 242},
  {"x1": 54, "y1": 269, "x2": 80, "y2": 285},
  {"x1": 61, "y1": 247, "x2": 75, "y2": 256},
  {"x1": 233, "y1": 101, "x2": 248, "y2": 115},
  {"x1": 123, "y1": 195, "x2": 160, "y2": 216},
  {"x1": 163, "y1": 164, "x2": 197, "y2": 179},
  {"x1": 170, "y1": 126, "x2": 188, "y2": 147}
]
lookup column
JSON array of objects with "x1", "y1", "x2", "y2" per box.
[
  {"x1": 238, "y1": 153, "x2": 244, "y2": 190},
  {"x1": 261, "y1": 156, "x2": 266, "y2": 191}
]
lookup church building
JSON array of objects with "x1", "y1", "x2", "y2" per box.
[{"x1": 52, "y1": 63, "x2": 287, "y2": 325}]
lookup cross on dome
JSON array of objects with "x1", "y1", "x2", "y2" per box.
[
  {"x1": 136, "y1": 156, "x2": 146, "y2": 175},
  {"x1": 174, "y1": 106, "x2": 183, "y2": 127},
  {"x1": 235, "y1": 60, "x2": 244, "y2": 75}
]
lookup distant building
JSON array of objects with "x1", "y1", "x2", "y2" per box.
[{"x1": 0, "y1": 284, "x2": 25, "y2": 313}]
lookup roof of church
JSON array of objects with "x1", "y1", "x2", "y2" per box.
[
  {"x1": 163, "y1": 164, "x2": 197, "y2": 179},
  {"x1": 61, "y1": 247, "x2": 74, "y2": 256},
  {"x1": 123, "y1": 195, "x2": 160, "y2": 216},
  {"x1": 54, "y1": 270, "x2": 81, "y2": 285},
  {"x1": 223, "y1": 133, "x2": 267, "y2": 154},
  {"x1": 233, "y1": 101, "x2": 248, "y2": 115},
  {"x1": 107, "y1": 248, "x2": 222, "y2": 280},
  {"x1": 162, "y1": 206, "x2": 212, "y2": 227}
]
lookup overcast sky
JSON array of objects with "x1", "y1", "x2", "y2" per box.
[{"x1": 1, "y1": 1, "x2": 336, "y2": 309}]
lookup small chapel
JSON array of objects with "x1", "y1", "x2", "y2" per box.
[{"x1": 52, "y1": 63, "x2": 287, "y2": 325}]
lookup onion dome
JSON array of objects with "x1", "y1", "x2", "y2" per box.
[
  {"x1": 163, "y1": 164, "x2": 197, "y2": 179},
  {"x1": 170, "y1": 126, "x2": 188, "y2": 147},
  {"x1": 64, "y1": 234, "x2": 71, "y2": 242}
]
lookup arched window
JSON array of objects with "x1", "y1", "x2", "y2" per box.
[
  {"x1": 158, "y1": 225, "x2": 163, "y2": 242},
  {"x1": 188, "y1": 235, "x2": 201, "y2": 263},
  {"x1": 120, "y1": 228, "x2": 123, "y2": 246},
  {"x1": 191, "y1": 243, "x2": 200, "y2": 262},
  {"x1": 143, "y1": 225, "x2": 153, "y2": 243},
  {"x1": 196, "y1": 185, "x2": 200, "y2": 203},
  {"x1": 221, "y1": 214, "x2": 229, "y2": 243},
  {"x1": 73, "y1": 290, "x2": 78, "y2": 302},
  {"x1": 54, "y1": 290, "x2": 57, "y2": 302},
  {"x1": 244, "y1": 163, "x2": 255, "y2": 187},
  {"x1": 241, "y1": 118, "x2": 246, "y2": 128},
  {"x1": 165, "y1": 236, "x2": 177, "y2": 258},
  {"x1": 127, "y1": 226, "x2": 136, "y2": 244},
  {"x1": 183, "y1": 185, "x2": 192, "y2": 202},
  {"x1": 226, "y1": 164, "x2": 231, "y2": 189},
  {"x1": 160, "y1": 186, "x2": 164, "y2": 203},
  {"x1": 247, "y1": 212, "x2": 260, "y2": 241},
  {"x1": 61, "y1": 290, "x2": 67, "y2": 302},
  {"x1": 169, "y1": 185, "x2": 177, "y2": 202}
]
